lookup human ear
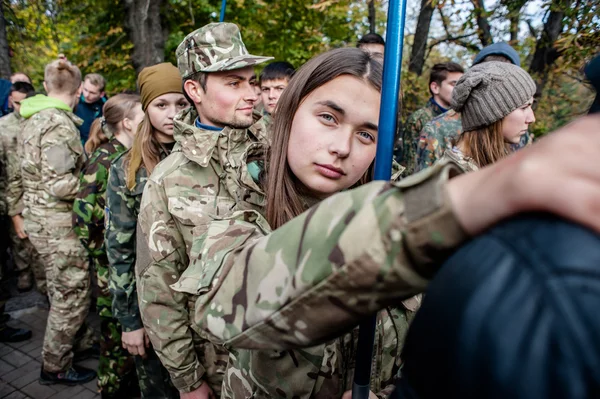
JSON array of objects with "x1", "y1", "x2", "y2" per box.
[
  {"x1": 430, "y1": 82, "x2": 440, "y2": 95},
  {"x1": 184, "y1": 80, "x2": 203, "y2": 105}
]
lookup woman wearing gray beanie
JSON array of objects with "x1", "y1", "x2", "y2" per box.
[{"x1": 447, "y1": 61, "x2": 536, "y2": 169}]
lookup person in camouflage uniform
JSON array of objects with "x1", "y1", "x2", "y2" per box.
[
  {"x1": 73, "y1": 94, "x2": 143, "y2": 398},
  {"x1": 0, "y1": 82, "x2": 34, "y2": 343},
  {"x1": 145, "y1": 49, "x2": 418, "y2": 398},
  {"x1": 135, "y1": 22, "x2": 272, "y2": 399},
  {"x1": 397, "y1": 62, "x2": 464, "y2": 175},
  {"x1": 438, "y1": 62, "x2": 536, "y2": 173},
  {"x1": 0, "y1": 81, "x2": 46, "y2": 293},
  {"x1": 181, "y1": 113, "x2": 600, "y2": 363},
  {"x1": 415, "y1": 42, "x2": 530, "y2": 173},
  {"x1": 17, "y1": 59, "x2": 96, "y2": 385},
  {"x1": 105, "y1": 63, "x2": 187, "y2": 399}
]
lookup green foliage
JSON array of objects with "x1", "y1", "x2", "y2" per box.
[{"x1": 4, "y1": 0, "x2": 596, "y2": 134}]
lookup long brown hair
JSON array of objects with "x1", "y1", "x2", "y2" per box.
[
  {"x1": 455, "y1": 120, "x2": 510, "y2": 168},
  {"x1": 124, "y1": 114, "x2": 163, "y2": 190},
  {"x1": 266, "y1": 48, "x2": 383, "y2": 229},
  {"x1": 85, "y1": 94, "x2": 141, "y2": 154}
]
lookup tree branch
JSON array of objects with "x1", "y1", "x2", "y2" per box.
[{"x1": 427, "y1": 32, "x2": 480, "y2": 52}]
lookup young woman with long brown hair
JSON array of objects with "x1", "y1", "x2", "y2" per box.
[
  {"x1": 73, "y1": 93, "x2": 143, "y2": 398},
  {"x1": 445, "y1": 61, "x2": 536, "y2": 171},
  {"x1": 163, "y1": 47, "x2": 411, "y2": 398},
  {"x1": 104, "y1": 63, "x2": 187, "y2": 399}
]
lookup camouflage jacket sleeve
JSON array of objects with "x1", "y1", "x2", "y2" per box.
[
  {"x1": 106, "y1": 160, "x2": 144, "y2": 332},
  {"x1": 136, "y1": 177, "x2": 205, "y2": 393},
  {"x1": 40, "y1": 124, "x2": 83, "y2": 201},
  {"x1": 6, "y1": 127, "x2": 25, "y2": 216},
  {"x1": 73, "y1": 151, "x2": 112, "y2": 258},
  {"x1": 178, "y1": 161, "x2": 467, "y2": 350}
]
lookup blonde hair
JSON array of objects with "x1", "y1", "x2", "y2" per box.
[
  {"x1": 124, "y1": 113, "x2": 163, "y2": 190},
  {"x1": 44, "y1": 59, "x2": 81, "y2": 95},
  {"x1": 84, "y1": 73, "x2": 106, "y2": 91},
  {"x1": 455, "y1": 120, "x2": 511, "y2": 168},
  {"x1": 85, "y1": 94, "x2": 141, "y2": 154}
]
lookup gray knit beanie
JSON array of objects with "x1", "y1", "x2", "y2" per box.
[{"x1": 451, "y1": 61, "x2": 536, "y2": 132}]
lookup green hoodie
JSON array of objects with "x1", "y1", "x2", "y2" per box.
[{"x1": 20, "y1": 94, "x2": 72, "y2": 119}]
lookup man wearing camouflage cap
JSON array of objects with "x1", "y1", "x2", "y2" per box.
[{"x1": 136, "y1": 22, "x2": 272, "y2": 398}]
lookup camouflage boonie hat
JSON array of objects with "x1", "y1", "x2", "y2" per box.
[{"x1": 176, "y1": 22, "x2": 273, "y2": 78}]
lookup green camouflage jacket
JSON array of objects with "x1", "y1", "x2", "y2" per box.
[
  {"x1": 0, "y1": 111, "x2": 23, "y2": 215},
  {"x1": 169, "y1": 204, "x2": 420, "y2": 399},
  {"x1": 136, "y1": 107, "x2": 269, "y2": 393},
  {"x1": 105, "y1": 145, "x2": 172, "y2": 332},
  {"x1": 183, "y1": 159, "x2": 467, "y2": 350},
  {"x1": 73, "y1": 137, "x2": 127, "y2": 264},
  {"x1": 141, "y1": 159, "x2": 466, "y2": 397},
  {"x1": 19, "y1": 106, "x2": 84, "y2": 227},
  {"x1": 415, "y1": 110, "x2": 533, "y2": 173},
  {"x1": 397, "y1": 98, "x2": 446, "y2": 176}
]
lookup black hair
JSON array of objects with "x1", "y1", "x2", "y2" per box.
[
  {"x1": 11, "y1": 81, "x2": 35, "y2": 96},
  {"x1": 260, "y1": 61, "x2": 295, "y2": 83},
  {"x1": 429, "y1": 62, "x2": 464, "y2": 95},
  {"x1": 357, "y1": 33, "x2": 385, "y2": 47}
]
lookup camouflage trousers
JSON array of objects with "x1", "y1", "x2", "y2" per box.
[
  {"x1": 0, "y1": 215, "x2": 45, "y2": 293},
  {"x1": 95, "y1": 258, "x2": 138, "y2": 396},
  {"x1": 134, "y1": 344, "x2": 179, "y2": 399},
  {"x1": 26, "y1": 218, "x2": 94, "y2": 373},
  {"x1": 9, "y1": 221, "x2": 47, "y2": 294}
]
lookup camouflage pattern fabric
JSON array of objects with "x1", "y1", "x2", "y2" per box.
[
  {"x1": 8, "y1": 223, "x2": 46, "y2": 293},
  {"x1": 173, "y1": 160, "x2": 468, "y2": 351},
  {"x1": 397, "y1": 98, "x2": 446, "y2": 176},
  {"x1": 5, "y1": 113, "x2": 26, "y2": 217},
  {"x1": 136, "y1": 107, "x2": 270, "y2": 393},
  {"x1": 176, "y1": 22, "x2": 272, "y2": 77},
  {"x1": 440, "y1": 147, "x2": 479, "y2": 173},
  {"x1": 106, "y1": 151, "x2": 149, "y2": 332},
  {"x1": 160, "y1": 161, "x2": 416, "y2": 398},
  {"x1": 97, "y1": 309, "x2": 139, "y2": 397},
  {"x1": 0, "y1": 111, "x2": 45, "y2": 293},
  {"x1": 415, "y1": 110, "x2": 533, "y2": 173},
  {"x1": 105, "y1": 146, "x2": 178, "y2": 397},
  {"x1": 19, "y1": 106, "x2": 94, "y2": 372},
  {"x1": 134, "y1": 346, "x2": 179, "y2": 399},
  {"x1": 0, "y1": 111, "x2": 21, "y2": 215},
  {"x1": 74, "y1": 137, "x2": 127, "y2": 268},
  {"x1": 73, "y1": 137, "x2": 134, "y2": 394}
]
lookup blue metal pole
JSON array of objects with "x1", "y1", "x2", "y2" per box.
[
  {"x1": 220, "y1": 0, "x2": 227, "y2": 22},
  {"x1": 352, "y1": 0, "x2": 408, "y2": 398}
]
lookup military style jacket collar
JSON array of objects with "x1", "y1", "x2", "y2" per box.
[
  {"x1": 173, "y1": 107, "x2": 270, "y2": 208},
  {"x1": 173, "y1": 107, "x2": 269, "y2": 168},
  {"x1": 427, "y1": 97, "x2": 448, "y2": 117}
]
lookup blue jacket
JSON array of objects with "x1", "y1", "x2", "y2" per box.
[{"x1": 74, "y1": 95, "x2": 106, "y2": 145}]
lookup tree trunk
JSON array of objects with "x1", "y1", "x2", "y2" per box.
[
  {"x1": 408, "y1": 0, "x2": 435, "y2": 76},
  {"x1": 471, "y1": 0, "x2": 493, "y2": 47},
  {"x1": 124, "y1": 0, "x2": 166, "y2": 75},
  {"x1": 368, "y1": 0, "x2": 376, "y2": 34},
  {"x1": 529, "y1": 0, "x2": 565, "y2": 104},
  {"x1": 509, "y1": 14, "x2": 519, "y2": 44},
  {"x1": 0, "y1": 2, "x2": 12, "y2": 79}
]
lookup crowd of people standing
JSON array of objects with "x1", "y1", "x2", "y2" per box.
[{"x1": 0, "y1": 19, "x2": 599, "y2": 399}]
